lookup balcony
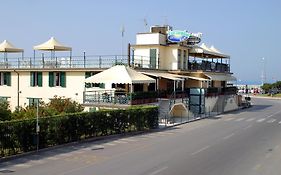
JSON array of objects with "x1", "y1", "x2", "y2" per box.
[
  {"x1": 188, "y1": 60, "x2": 230, "y2": 73},
  {"x1": 83, "y1": 90, "x2": 158, "y2": 107}
]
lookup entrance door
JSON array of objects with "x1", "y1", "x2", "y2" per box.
[{"x1": 189, "y1": 88, "x2": 205, "y2": 114}]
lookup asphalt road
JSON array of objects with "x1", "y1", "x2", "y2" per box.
[{"x1": 1, "y1": 97, "x2": 281, "y2": 175}]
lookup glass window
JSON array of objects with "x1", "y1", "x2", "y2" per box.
[
  {"x1": 30, "y1": 72, "x2": 42, "y2": 87},
  {"x1": 49, "y1": 72, "x2": 66, "y2": 87}
]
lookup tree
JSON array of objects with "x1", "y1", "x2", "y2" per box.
[
  {"x1": 0, "y1": 100, "x2": 12, "y2": 121},
  {"x1": 47, "y1": 96, "x2": 84, "y2": 114},
  {"x1": 261, "y1": 83, "x2": 272, "y2": 93}
]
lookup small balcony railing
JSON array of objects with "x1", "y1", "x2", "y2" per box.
[{"x1": 83, "y1": 89, "x2": 158, "y2": 106}]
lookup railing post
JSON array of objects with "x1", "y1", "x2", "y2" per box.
[
  {"x1": 56, "y1": 57, "x2": 58, "y2": 68},
  {"x1": 42, "y1": 53, "x2": 44, "y2": 68},
  {"x1": 17, "y1": 57, "x2": 20, "y2": 68},
  {"x1": 30, "y1": 57, "x2": 32, "y2": 68},
  {"x1": 99, "y1": 56, "x2": 102, "y2": 68},
  {"x1": 83, "y1": 51, "x2": 86, "y2": 68}
]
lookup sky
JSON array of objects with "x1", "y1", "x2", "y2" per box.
[{"x1": 1, "y1": 0, "x2": 281, "y2": 84}]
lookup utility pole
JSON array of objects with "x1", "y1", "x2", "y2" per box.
[{"x1": 261, "y1": 57, "x2": 266, "y2": 85}]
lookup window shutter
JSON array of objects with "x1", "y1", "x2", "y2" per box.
[
  {"x1": 99, "y1": 83, "x2": 105, "y2": 88},
  {"x1": 30, "y1": 72, "x2": 34, "y2": 87},
  {"x1": 5, "y1": 72, "x2": 11, "y2": 86},
  {"x1": 85, "y1": 72, "x2": 91, "y2": 78},
  {"x1": 38, "y1": 72, "x2": 43, "y2": 87},
  {"x1": 49, "y1": 72, "x2": 54, "y2": 87},
  {"x1": 60, "y1": 72, "x2": 66, "y2": 87}
]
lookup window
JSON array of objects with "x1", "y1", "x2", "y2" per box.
[
  {"x1": 178, "y1": 49, "x2": 182, "y2": 70},
  {"x1": 85, "y1": 72, "x2": 105, "y2": 88},
  {"x1": 30, "y1": 72, "x2": 42, "y2": 87},
  {"x1": 49, "y1": 72, "x2": 66, "y2": 87},
  {"x1": 0, "y1": 96, "x2": 10, "y2": 101},
  {"x1": 0, "y1": 72, "x2": 11, "y2": 86},
  {"x1": 183, "y1": 50, "x2": 187, "y2": 70},
  {"x1": 28, "y1": 98, "x2": 41, "y2": 106},
  {"x1": 149, "y1": 49, "x2": 157, "y2": 69}
]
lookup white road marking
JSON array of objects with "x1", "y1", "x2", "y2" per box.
[
  {"x1": 46, "y1": 156, "x2": 60, "y2": 160},
  {"x1": 148, "y1": 166, "x2": 168, "y2": 175},
  {"x1": 224, "y1": 118, "x2": 235, "y2": 121},
  {"x1": 120, "y1": 138, "x2": 137, "y2": 142},
  {"x1": 13, "y1": 163, "x2": 32, "y2": 168},
  {"x1": 112, "y1": 140, "x2": 128, "y2": 144},
  {"x1": 235, "y1": 118, "x2": 245, "y2": 121},
  {"x1": 257, "y1": 118, "x2": 266, "y2": 122},
  {"x1": 191, "y1": 146, "x2": 210, "y2": 156},
  {"x1": 278, "y1": 121, "x2": 281, "y2": 124},
  {"x1": 223, "y1": 133, "x2": 235, "y2": 140},
  {"x1": 244, "y1": 124, "x2": 252, "y2": 130},
  {"x1": 266, "y1": 110, "x2": 281, "y2": 118},
  {"x1": 267, "y1": 119, "x2": 276, "y2": 123},
  {"x1": 246, "y1": 118, "x2": 255, "y2": 122},
  {"x1": 102, "y1": 143, "x2": 116, "y2": 146}
]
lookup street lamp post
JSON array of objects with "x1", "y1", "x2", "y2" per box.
[
  {"x1": 261, "y1": 57, "x2": 266, "y2": 86},
  {"x1": 13, "y1": 70, "x2": 20, "y2": 110}
]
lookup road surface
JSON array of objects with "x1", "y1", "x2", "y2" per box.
[{"x1": 1, "y1": 97, "x2": 281, "y2": 175}]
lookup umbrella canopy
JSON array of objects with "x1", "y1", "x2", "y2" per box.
[
  {"x1": 0, "y1": 40, "x2": 23, "y2": 52},
  {"x1": 85, "y1": 65, "x2": 156, "y2": 84},
  {"x1": 33, "y1": 37, "x2": 71, "y2": 51}
]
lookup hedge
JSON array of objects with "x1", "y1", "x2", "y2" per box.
[{"x1": 0, "y1": 106, "x2": 158, "y2": 158}]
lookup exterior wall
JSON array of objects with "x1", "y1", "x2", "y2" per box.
[
  {"x1": 136, "y1": 33, "x2": 166, "y2": 45},
  {"x1": 158, "y1": 79, "x2": 169, "y2": 90},
  {"x1": 212, "y1": 80, "x2": 222, "y2": 88},
  {"x1": 162, "y1": 48, "x2": 178, "y2": 70},
  {"x1": 205, "y1": 95, "x2": 238, "y2": 113},
  {"x1": 0, "y1": 71, "x2": 86, "y2": 111}
]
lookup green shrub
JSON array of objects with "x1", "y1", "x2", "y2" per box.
[{"x1": 0, "y1": 106, "x2": 158, "y2": 158}]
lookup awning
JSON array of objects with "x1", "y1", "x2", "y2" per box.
[
  {"x1": 0, "y1": 40, "x2": 23, "y2": 52},
  {"x1": 189, "y1": 43, "x2": 229, "y2": 58},
  {"x1": 141, "y1": 72, "x2": 183, "y2": 81},
  {"x1": 33, "y1": 37, "x2": 72, "y2": 51},
  {"x1": 141, "y1": 72, "x2": 210, "y2": 81},
  {"x1": 85, "y1": 65, "x2": 156, "y2": 84},
  {"x1": 204, "y1": 73, "x2": 237, "y2": 81}
]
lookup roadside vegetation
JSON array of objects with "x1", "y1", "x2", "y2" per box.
[
  {"x1": 0, "y1": 96, "x2": 84, "y2": 121},
  {"x1": 261, "y1": 81, "x2": 281, "y2": 95}
]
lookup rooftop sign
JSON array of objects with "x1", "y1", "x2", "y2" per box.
[{"x1": 167, "y1": 30, "x2": 191, "y2": 43}]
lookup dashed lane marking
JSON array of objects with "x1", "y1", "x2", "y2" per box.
[
  {"x1": 257, "y1": 118, "x2": 266, "y2": 122},
  {"x1": 246, "y1": 118, "x2": 255, "y2": 122},
  {"x1": 235, "y1": 118, "x2": 245, "y2": 121},
  {"x1": 224, "y1": 118, "x2": 235, "y2": 121},
  {"x1": 267, "y1": 119, "x2": 276, "y2": 123},
  {"x1": 191, "y1": 146, "x2": 210, "y2": 156},
  {"x1": 223, "y1": 133, "x2": 235, "y2": 140}
]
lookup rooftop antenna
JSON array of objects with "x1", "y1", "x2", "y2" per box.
[
  {"x1": 121, "y1": 25, "x2": 125, "y2": 61},
  {"x1": 143, "y1": 18, "x2": 148, "y2": 32},
  {"x1": 162, "y1": 16, "x2": 168, "y2": 26}
]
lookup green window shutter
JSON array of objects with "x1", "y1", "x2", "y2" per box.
[
  {"x1": 60, "y1": 72, "x2": 66, "y2": 87},
  {"x1": 149, "y1": 49, "x2": 157, "y2": 69},
  {"x1": 30, "y1": 72, "x2": 34, "y2": 87},
  {"x1": 85, "y1": 72, "x2": 91, "y2": 78},
  {"x1": 38, "y1": 72, "x2": 42, "y2": 87},
  {"x1": 49, "y1": 72, "x2": 54, "y2": 87},
  {"x1": 99, "y1": 83, "x2": 105, "y2": 88},
  {"x1": 5, "y1": 72, "x2": 11, "y2": 86}
]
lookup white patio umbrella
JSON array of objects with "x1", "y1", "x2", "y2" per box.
[{"x1": 0, "y1": 40, "x2": 23, "y2": 62}]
